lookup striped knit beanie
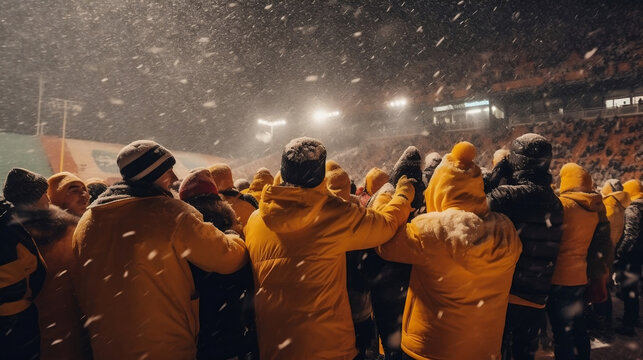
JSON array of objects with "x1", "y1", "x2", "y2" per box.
[{"x1": 117, "y1": 140, "x2": 176, "y2": 183}]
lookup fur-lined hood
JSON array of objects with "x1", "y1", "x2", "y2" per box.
[{"x1": 14, "y1": 205, "x2": 79, "y2": 246}]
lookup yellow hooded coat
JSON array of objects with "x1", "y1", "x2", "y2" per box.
[
  {"x1": 246, "y1": 168, "x2": 274, "y2": 203},
  {"x1": 378, "y1": 142, "x2": 522, "y2": 360},
  {"x1": 72, "y1": 195, "x2": 248, "y2": 360},
  {"x1": 209, "y1": 164, "x2": 257, "y2": 228},
  {"x1": 553, "y1": 163, "x2": 609, "y2": 286},
  {"x1": 245, "y1": 178, "x2": 414, "y2": 360},
  {"x1": 601, "y1": 184, "x2": 631, "y2": 247}
]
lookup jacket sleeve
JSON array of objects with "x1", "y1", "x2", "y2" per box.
[
  {"x1": 586, "y1": 206, "x2": 612, "y2": 279},
  {"x1": 173, "y1": 209, "x2": 249, "y2": 274},
  {"x1": 615, "y1": 204, "x2": 642, "y2": 272},
  {"x1": 376, "y1": 222, "x2": 429, "y2": 265},
  {"x1": 337, "y1": 178, "x2": 414, "y2": 252}
]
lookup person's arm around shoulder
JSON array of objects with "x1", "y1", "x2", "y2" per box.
[
  {"x1": 173, "y1": 205, "x2": 248, "y2": 274},
  {"x1": 377, "y1": 219, "x2": 430, "y2": 265},
  {"x1": 339, "y1": 176, "x2": 415, "y2": 252}
]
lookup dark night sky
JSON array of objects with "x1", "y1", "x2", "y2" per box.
[{"x1": 0, "y1": 0, "x2": 637, "y2": 159}]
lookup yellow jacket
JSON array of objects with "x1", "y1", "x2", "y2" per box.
[
  {"x1": 602, "y1": 190, "x2": 631, "y2": 246},
  {"x1": 245, "y1": 179, "x2": 414, "y2": 360},
  {"x1": 553, "y1": 163, "x2": 604, "y2": 286},
  {"x1": 378, "y1": 142, "x2": 522, "y2": 360},
  {"x1": 72, "y1": 195, "x2": 248, "y2": 360},
  {"x1": 246, "y1": 168, "x2": 274, "y2": 203}
]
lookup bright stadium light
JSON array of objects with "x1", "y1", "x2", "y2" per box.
[
  {"x1": 257, "y1": 118, "x2": 287, "y2": 146},
  {"x1": 312, "y1": 110, "x2": 341, "y2": 122},
  {"x1": 387, "y1": 97, "x2": 408, "y2": 109}
]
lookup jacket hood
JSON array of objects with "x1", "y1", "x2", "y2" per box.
[
  {"x1": 14, "y1": 205, "x2": 79, "y2": 246},
  {"x1": 258, "y1": 181, "x2": 329, "y2": 233},
  {"x1": 559, "y1": 191, "x2": 604, "y2": 212},
  {"x1": 425, "y1": 142, "x2": 488, "y2": 217},
  {"x1": 364, "y1": 167, "x2": 389, "y2": 195},
  {"x1": 602, "y1": 191, "x2": 631, "y2": 210},
  {"x1": 249, "y1": 168, "x2": 274, "y2": 193},
  {"x1": 623, "y1": 179, "x2": 643, "y2": 201},
  {"x1": 559, "y1": 163, "x2": 593, "y2": 193},
  {"x1": 325, "y1": 160, "x2": 351, "y2": 201},
  {"x1": 414, "y1": 209, "x2": 520, "y2": 273},
  {"x1": 208, "y1": 163, "x2": 234, "y2": 191}
]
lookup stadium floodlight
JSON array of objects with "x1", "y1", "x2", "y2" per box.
[
  {"x1": 257, "y1": 118, "x2": 287, "y2": 146},
  {"x1": 313, "y1": 110, "x2": 341, "y2": 122},
  {"x1": 387, "y1": 97, "x2": 408, "y2": 109}
]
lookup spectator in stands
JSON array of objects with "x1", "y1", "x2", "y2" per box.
[
  {"x1": 549, "y1": 163, "x2": 611, "y2": 360},
  {"x1": 85, "y1": 178, "x2": 108, "y2": 204},
  {"x1": 178, "y1": 168, "x2": 258, "y2": 360},
  {"x1": 422, "y1": 152, "x2": 442, "y2": 186},
  {"x1": 243, "y1": 168, "x2": 274, "y2": 203},
  {"x1": 6, "y1": 170, "x2": 93, "y2": 359},
  {"x1": 72, "y1": 140, "x2": 248, "y2": 360},
  {"x1": 614, "y1": 179, "x2": 643, "y2": 336},
  {"x1": 486, "y1": 133, "x2": 564, "y2": 360},
  {"x1": 244, "y1": 137, "x2": 414, "y2": 360},
  {"x1": 47, "y1": 172, "x2": 89, "y2": 217},
  {"x1": 592, "y1": 179, "x2": 632, "y2": 338},
  {"x1": 209, "y1": 163, "x2": 258, "y2": 228},
  {"x1": 358, "y1": 167, "x2": 389, "y2": 207},
  {"x1": 0, "y1": 169, "x2": 48, "y2": 359},
  {"x1": 234, "y1": 178, "x2": 250, "y2": 192},
  {"x1": 377, "y1": 141, "x2": 522, "y2": 360}
]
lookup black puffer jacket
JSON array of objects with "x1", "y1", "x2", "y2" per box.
[
  {"x1": 614, "y1": 199, "x2": 643, "y2": 273},
  {"x1": 487, "y1": 171, "x2": 564, "y2": 306}
]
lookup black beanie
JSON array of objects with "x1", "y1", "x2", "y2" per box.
[
  {"x1": 3, "y1": 168, "x2": 49, "y2": 206},
  {"x1": 117, "y1": 140, "x2": 176, "y2": 183},
  {"x1": 508, "y1": 133, "x2": 553, "y2": 172},
  {"x1": 281, "y1": 137, "x2": 327, "y2": 188},
  {"x1": 389, "y1": 146, "x2": 426, "y2": 209}
]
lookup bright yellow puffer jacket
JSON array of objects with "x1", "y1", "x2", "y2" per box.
[
  {"x1": 553, "y1": 163, "x2": 606, "y2": 286},
  {"x1": 378, "y1": 142, "x2": 522, "y2": 360},
  {"x1": 72, "y1": 195, "x2": 248, "y2": 360},
  {"x1": 601, "y1": 183, "x2": 631, "y2": 246},
  {"x1": 245, "y1": 177, "x2": 414, "y2": 360}
]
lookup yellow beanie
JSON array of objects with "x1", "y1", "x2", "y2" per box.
[
  {"x1": 249, "y1": 168, "x2": 274, "y2": 192},
  {"x1": 623, "y1": 179, "x2": 643, "y2": 201},
  {"x1": 209, "y1": 163, "x2": 234, "y2": 190},
  {"x1": 425, "y1": 142, "x2": 488, "y2": 216},
  {"x1": 47, "y1": 172, "x2": 86, "y2": 208},
  {"x1": 325, "y1": 160, "x2": 351, "y2": 201},
  {"x1": 365, "y1": 167, "x2": 389, "y2": 195},
  {"x1": 559, "y1": 163, "x2": 593, "y2": 193}
]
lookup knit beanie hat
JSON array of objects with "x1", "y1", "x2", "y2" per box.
[
  {"x1": 281, "y1": 137, "x2": 327, "y2": 188},
  {"x1": 601, "y1": 179, "x2": 623, "y2": 196},
  {"x1": 325, "y1": 160, "x2": 351, "y2": 201},
  {"x1": 559, "y1": 163, "x2": 593, "y2": 193},
  {"x1": 390, "y1": 146, "x2": 425, "y2": 209},
  {"x1": 117, "y1": 140, "x2": 176, "y2": 183},
  {"x1": 179, "y1": 168, "x2": 219, "y2": 200},
  {"x1": 424, "y1": 152, "x2": 442, "y2": 172},
  {"x1": 85, "y1": 178, "x2": 108, "y2": 203},
  {"x1": 623, "y1": 179, "x2": 643, "y2": 201},
  {"x1": 209, "y1": 163, "x2": 234, "y2": 191},
  {"x1": 48, "y1": 172, "x2": 86, "y2": 207},
  {"x1": 364, "y1": 167, "x2": 389, "y2": 195},
  {"x1": 234, "y1": 178, "x2": 250, "y2": 191},
  {"x1": 3, "y1": 168, "x2": 49, "y2": 206},
  {"x1": 508, "y1": 133, "x2": 552, "y2": 172},
  {"x1": 425, "y1": 141, "x2": 488, "y2": 217}
]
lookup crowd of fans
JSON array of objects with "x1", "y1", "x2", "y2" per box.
[{"x1": 1, "y1": 131, "x2": 642, "y2": 360}]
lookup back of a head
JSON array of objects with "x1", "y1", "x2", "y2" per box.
[
  {"x1": 623, "y1": 179, "x2": 643, "y2": 201},
  {"x1": 209, "y1": 163, "x2": 234, "y2": 191},
  {"x1": 251, "y1": 168, "x2": 274, "y2": 190},
  {"x1": 364, "y1": 167, "x2": 389, "y2": 195},
  {"x1": 492, "y1": 149, "x2": 510, "y2": 167},
  {"x1": 3, "y1": 167, "x2": 49, "y2": 207},
  {"x1": 117, "y1": 140, "x2": 176, "y2": 184},
  {"x1": 325, "y1": 160, "x2": 351, "y2": 201},
  {"x1": 281, "y1": 137, "x2": 327, "y2": 188},
  {"x1": 179, "y1": 168, "x2": 219, "y2": 201},
  {"x1": 508, "y1": 133, "x2": 552, "y2": 173},
  {"x1": 390, "y1": 146, "x2": 425, "y2": 209},
  {"x1": 86, "y1": 178, "x2": 108, "y2": 204},
  {"x1": 559, "y1": 163, "x2": 593, "y2": 193},
  {"x1": 601, "y1": 178, "x2": 623, "y2": 196},
  {"x1": 424, "y1": 152, "x2": 442, "y2": 172},
  {"x1": 425, "y1": 141, "x2": 488, "y2": 217},
  {"x1": 234, "y1": 178, "x2": 250, "y2": 191}
]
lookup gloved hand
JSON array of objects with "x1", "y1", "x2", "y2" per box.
[{"x1": 394, "y1": 175, "x2": 416, "y2": 202}]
